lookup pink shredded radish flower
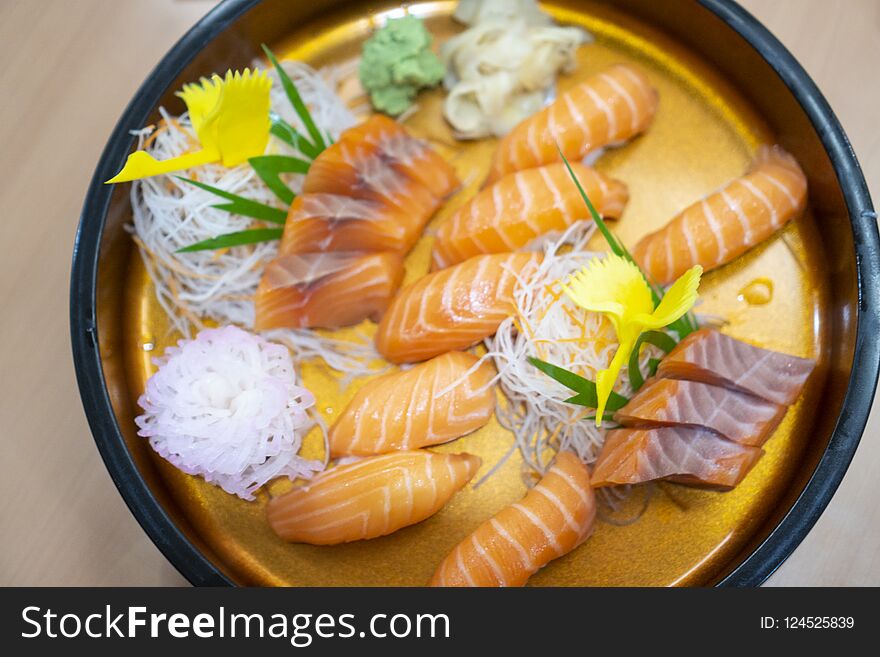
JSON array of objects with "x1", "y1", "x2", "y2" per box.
[{"x1": 136, "y1": 325, "x2": 322, "y2": 500}]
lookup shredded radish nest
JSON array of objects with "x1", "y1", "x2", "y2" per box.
[
  {"x1": 136, "y1": 326, "x2": 325, "y2": 500},
  {"x1": 480, "y1": 224, "x2": 661, "y2": 493},
  {"x1": 128, "y1": 61, "x2": 378, "y2": 377}
]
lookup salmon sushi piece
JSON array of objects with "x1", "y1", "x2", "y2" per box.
[
  {"x1": 375, "y1": 252, "x2": 542, "y2": 363},
  {"x1": 431, "y1": 162, "x2": 629, "y2": 270},
  {"x1": 632, "y1": 145, "x2": 808, "y2": 285},
  {"x1": 267, "y1": 451, "x2": 481, "y2": 545},
  {"x1": 592, "y1": 426, "x2": 763, "y2": 489},
  {"x1": 278, "y1": 193, "x2": 422, "y2": 256},
  {"x1": 486, "y1": 64, "x2": 658, "y2": 185},
  {"x1": 254, "y1": 251, "x2": 404, "y2": 330},
  {"x1": 656, "y1": 328, "x2": 815, "y2": 406},
  {"x1": 329, "y1": 352, "x2": 496, "y2": 457},
  {"x1": 304, "y1": 115, "x2": 457, "y2": 221},
  {"x1": 614, "y1": 378, "x2": 786, "y2": 447},
  {"x1": 429, "y1": 451, "x2": 595, "y2": 587}
]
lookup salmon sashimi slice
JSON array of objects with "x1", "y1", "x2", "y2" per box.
[
  {"x1": 613, "y1": 377, "x2": 786, "y2": 447},
  {"x1": 304, "y1": 115, "x2": 457, "y2": 221},
  {"x1": 375, "y1": 252, "x2": 542, "y2": 363},
  {"x1": 632, "y1": 145, "x2": 808, "y2": 285},
  {"x1": 486, "y1": 64, "x2": 658, "y2": 185},
  {"x1": 339, "y1": 114, "x2": 459, "y2": 199},
  {"x1": 267, "y1": 451, "x2": 481, "y2": 545},
  {"x1": 329, "y1": 352, "x2": 496, "y2": 457},
  {"x1": 278, "y1": 193, "x2": 422, "y2": 256},
  {"x1": 656, "y1": 328, "x2": 815, "y2": 406},
  {"x1": 304, "y1": 134, "x2": 437, "y2": 221},
  {"x1": 253, "y1": 251, "x2": 404, "y2": 330},
  {"x1": 591, "y1": 426, "x2": 763, "y2": 489},
  {"x1": 429, "y1": 452, "x2": 595, "y2": 587},
  {"x1": 431, "y1": 162, "x2": 629, "y2": 270}
]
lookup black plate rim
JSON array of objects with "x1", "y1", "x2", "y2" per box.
[
  {"x1": 69, "y1": 0, "x2": 879, "y2": 587},
  {"x1": 699, "y1": 0, "x2": 879, "y2": 586}
]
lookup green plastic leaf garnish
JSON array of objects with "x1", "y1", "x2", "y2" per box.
[
  {"x1": 177, "y1": 228, "x2": 284, "y2": 253},
  {"x1": 248, "y1": 154, "x2": 311, "y2": 205},
  {"x1": 627, "y1": 330, "x2": 677, "y2": 391},
  {"x1": 528, "y1": 356, "x2": 629, "y2": 418},
  {"x1": 270, "y1": 114, "x2": 321, "y2": 160},
  {"x1": 169, "y1": 54, "x2": 338, "y2": 253},
  {"x1": 262, "y1": 44, "x2": 327, "y2": 153},
  {"x1": 176, "y1": 177, "x2": 287, "y2": 225}
]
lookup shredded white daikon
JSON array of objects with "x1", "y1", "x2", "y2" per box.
[
  {"x1": 128, "y1": 62, "x2": 381, "y2": 376},
  {"x1": 136, "y1": 326, "x2": 324, "y2": 500},
  {"x1": 319, "y1": 57, "x2": 372, "y2": 120},
  {"x1": 482, "y1": 223, "x2": 660, "y2": 479},
  {"x1": 441, "y1": 0, "x2": 591, "y2": 139}
]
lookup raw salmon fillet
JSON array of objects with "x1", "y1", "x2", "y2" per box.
[
  {"x1": 253, "y1": 251, "x2": 404, "y2": 330},
  {"x1": 255, "y1": 118, "x2": 458, "y2": 329},
  {"x1": 656, "y1": 328, "x2": 815, "y2": 406},
  {"x1": 614, "y1": 377, "x2": 786, "y2": 447},
  {"x1": 431, "y1": 162, "x2": 628, "y2": 270},
  {"x1": 338, "y1": 114, "x2": 459, "y2": 199},
  {"x1": 375, "y1": 252, "x2": 542, "y2": 363},
  {"x1": 304, "y1": 115, "x2": 458, "y2": 221},
  {"x1": 278, "y1": 193, "x2": 422, "y2": 255},
  {"x1": 267, "y1": 451, "x2": 481, "y2": 545},
  {"x1": 430, "y1": 451, "x2": 595, "y2": 587},
  {"x1": 632, "y1": 146, "x2": 808, "y2": 284},
  {"x1": 329, "y1": 352, "x2": 496, "y2": 457},
  {"x1": 486, "y1": 64, "x2": 658, "y2": 184},
  {"x1": 591, "y1": 426, "x2": 763, "y2": 489}
]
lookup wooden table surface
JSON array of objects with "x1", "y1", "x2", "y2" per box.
[{"x1": 1, "y1": 0, "x2": 877, "y2": 586}]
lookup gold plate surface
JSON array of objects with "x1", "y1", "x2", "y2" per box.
[{"x1": 123, "y1": 1, "x2": 828, "y2": 586}]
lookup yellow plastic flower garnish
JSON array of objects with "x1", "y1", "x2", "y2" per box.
[
  {"x1": 562, "y1": 254, "x2": 702, "y2": 426},
  {"x1": 106, "y1": 69, "x2": 272, "y2": 184}
]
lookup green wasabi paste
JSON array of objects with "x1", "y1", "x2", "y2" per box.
[{"x1": 359, "y1": 16, "x2": 445, "y2": 116}]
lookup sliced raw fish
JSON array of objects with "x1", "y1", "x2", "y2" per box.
[
  {"x1": 656, "y1": 328, "x2": 815, "y2": 406},
  {"x1": 591, "y1": 426, "x2": 763, "y2": 489},
  {"x1": 339, "y1": 114, "x2": 459, "y2": 199},
  {"x1": 253, "y1": 251, "x2": 404, "y2": 329},
  {"x1": 614, "y1": 377, "x2": 787, "y2": 447},
  {"x1": 304, "y1": 115, "x2": 457, "y2": 220},
  {"x1": 278, "y1": 193, "x2": 422, "y2": 255}
]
